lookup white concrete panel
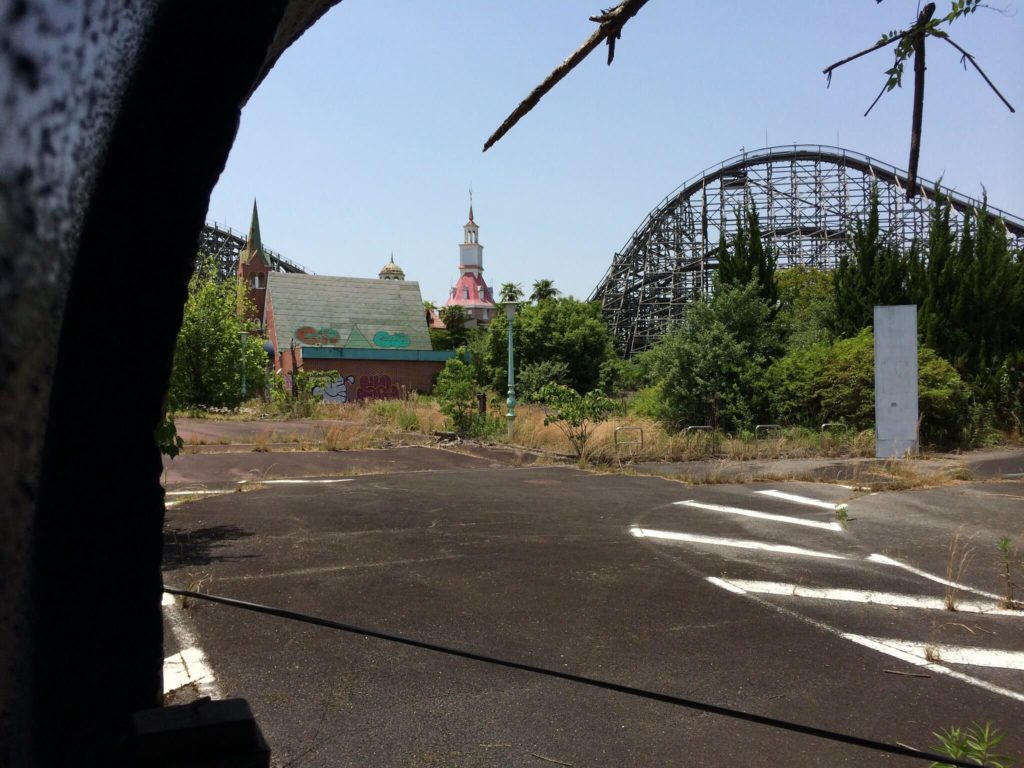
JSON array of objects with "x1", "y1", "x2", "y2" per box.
[{"x1": 874, "y1": 305, "x2": 918, "y2": 457}]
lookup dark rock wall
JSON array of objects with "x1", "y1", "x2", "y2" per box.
[
  {"x1": 1, "y1": 1, "x2": 341, "y2": 764},
  {"x1": 0, "y1": 3, "x2": 160, "y2": 764}
]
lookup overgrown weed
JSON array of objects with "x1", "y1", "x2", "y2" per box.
[{"x1": 944, "y1": 527, "x2": 974, "y2": 612}]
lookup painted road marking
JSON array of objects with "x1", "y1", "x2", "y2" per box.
[
  {"x1": 237, "y1": 478, "x2": 356, "y2": 485},
  {"x1": 755, "y1": 490, "x2": 840, "y2": 510},
  {"x1": 711, "y1": 578, "x2": 1023, "y2": 617},
  {"x1": 675, "y1": 500, "x2": 843, "y2": 532},
  {"x1": 867, "y1": 554, "x2": 1003, "y2": 601},
  {"x1": 162, "y1": 591, "x2": 222, "y2": 699},
  {"x1": 704, "y1": 578, "x2": 1024, "y2": 703},
  {"x1": 841, "y1": 634, "x2": 1024, "y2": 703},
  {"x1": 851, "y1": 637, "x2": 1024, "y2": 671},
  {"x1": 707, "y1": 576, "x2": 746, "y2": 594},
  {"x1": 163, "y1": 646, "x2": 216, "y2": 696},
  {"x1": 165, "y1": 489, "x2": 234, "y2": 496},
  {"x1": 630, "y1": 527, "x2": 846, "y2": 559}
]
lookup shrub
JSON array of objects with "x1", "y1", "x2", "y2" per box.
[
  {"x1": 631, "y1": 385, "x2": 666, "y2": 421},
  {"x1": 434, "y1": 358, "x2": 478, "y2": 433},
  {"x1": 534, "y1": 383, "x2": 616, "y2": 460},
  {"x1": 765, "y1": 342, "x2": 830, "y2": 426},
  {"x1": 270, "y1": 369, "x2": 339, "y2": 418},
  {"x1": 918, "y1": 346, "x2": 970, "y2": 445},
  {"x1": 818, "y1": 329, "x2": 876, "y2": 429}
]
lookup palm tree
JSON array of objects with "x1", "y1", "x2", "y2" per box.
[
  {"x1": 439, "y1": 304, "x2": 471, "y2": 348},
  {"x1": 423, "y1": 300, "x2": 438, "y2": 325},
  {"x1": 530, "y1": 279, "x2": 560, "y2": 302},
  {"x1": 499, "y1": 282, "x2": 524, "y2": 303}
]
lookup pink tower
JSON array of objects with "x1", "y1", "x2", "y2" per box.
[{"x1": 443, "y1": 204, "x2": 497, "y2": 326}]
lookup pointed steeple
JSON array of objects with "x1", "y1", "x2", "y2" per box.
[
  {"x1": 246, "y1": 199, "x2": 263, "y2": 255},
  {"x1": 468, "y1": 203, "x2": 474, "y2": 223}
]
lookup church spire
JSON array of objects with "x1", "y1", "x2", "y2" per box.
[{"x1": 246, "y1": 199, "x2": 263, "y2": 255}]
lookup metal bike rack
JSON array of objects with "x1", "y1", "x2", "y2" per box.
[
  {"x1": 820, "y1": 422, "x2": 851, "y2": 446},
  {"x1": 614, "y1": 426, "x2": 644, "y2": 461},
  {"x1": 754, "y1": 424, "x2": 783, "y2": 454},
  {"x1": 685, "y1": 425, "x2": 714, "y2": 455}
]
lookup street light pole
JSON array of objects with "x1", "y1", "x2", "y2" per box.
[
  {"x1": 239, "y1": 330, "x2": 248, "y2": 400},
  {"x1": 504, "y1": 302, "x2": 517, "y2": 438}
]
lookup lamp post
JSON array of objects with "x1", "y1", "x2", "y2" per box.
[
  {"x1": 504, "y1": 302, "x2": 518, "y2": 438},
  {"x1": 239, "y1": 330, "x2": 248, "y2": 400}
]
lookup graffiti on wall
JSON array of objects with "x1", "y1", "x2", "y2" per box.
[
  {"x1": 295, "y1": 326, "x2": 340, "y2": 345},
  {"x1": 313, "y1": 375, "x2": 356, "y2": 403},
  {"x1": 357, "y1": 374, "x2": 399, "y2": 400},
  {"x1": 372, "y1": 331, "x2": 410, "y2": 348},
  {"x1": 295, "y1": 326, "x2": 412, "y2": 348}
]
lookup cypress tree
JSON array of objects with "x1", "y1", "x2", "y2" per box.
[{"x1": 717, "y1": 204, "x2": 777, "y2": 307}]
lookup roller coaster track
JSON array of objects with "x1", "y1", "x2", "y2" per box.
[
  {"x1": 590, "y1": 144, "x2": 1023, "y2": 356},
  {"x1": 200, "y1": 220, "x2": 310, "y2": 277}
]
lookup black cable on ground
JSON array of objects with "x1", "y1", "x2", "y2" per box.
[{"x1": 163, "y1": 585, "x2": 978, "y2": 767}]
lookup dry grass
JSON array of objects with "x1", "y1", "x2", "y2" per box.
[
  {"x1": 864, "y1": 458, "x2": 975, "y2": 491},
  {"x1": 505, "y1": 405, "x2": 876, "y2": 464},
  {"x1": 944, "y1": 526, "x2": 974, "y2": 611}
]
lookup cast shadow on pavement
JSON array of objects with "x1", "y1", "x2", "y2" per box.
[{"x1": 163, "y1": 524, "x2": 256, "y2": 568}]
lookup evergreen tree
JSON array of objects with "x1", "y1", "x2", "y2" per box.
[
  {"x1": 832, "y1": 187, "x2": 910, "y2": 337},
  {"x1": 717, "y1": 204, "x2": 777, "y2": 307}
]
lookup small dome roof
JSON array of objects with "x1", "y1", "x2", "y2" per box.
[{"x1": 378, "y1": 253, "x2": 405, "y2": 280}]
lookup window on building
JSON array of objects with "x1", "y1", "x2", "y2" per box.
[{"x1": 462, "y1": 287, "x2": 469, "y2": 300}]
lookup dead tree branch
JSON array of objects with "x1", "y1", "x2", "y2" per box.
[
  {"x1": 906, "y1": 3, "x2": 935, "y2": 199},
  {"x1": 822, "y1": 32, "x2": 906, "y2": 85},
  {"x1": 824, "y1": 2, "x2": 1014, "y2": 200},
  {"x1": 483, "y1": 0, "x2": 650, "y2": 152},
  {"x1": 941, "y1": 35, "x2": 1016, "y2": 113}
]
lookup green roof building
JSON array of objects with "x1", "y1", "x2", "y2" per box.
[{"x1": 263, "y1": 268, "x2": 454, "y2": 403}]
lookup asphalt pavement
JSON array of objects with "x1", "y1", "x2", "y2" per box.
[{"x1": 161, "y1": 449, "x2": 1024, "y2": 767}]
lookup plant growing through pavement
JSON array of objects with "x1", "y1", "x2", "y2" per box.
[
  {"x1": 944, "y1": 527, "x2": 974, "y2": 612},
  {"x1": 930, "y1": 722, "x2": 1013, "y2": 768},
  {"x1": 834, "y1": 504, "x2": 849, "y2": 527},
  {"x1": 997, "y1": 536, "x2": 1022, "y2": 610}
]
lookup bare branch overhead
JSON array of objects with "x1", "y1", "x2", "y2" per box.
[{"x1": 483, "y1": 0, "x2": 650, "y2": 152}]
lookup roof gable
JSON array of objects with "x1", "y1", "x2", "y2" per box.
[{"x1": 266, "y1": 274, "x2": 432, "y2": 353}]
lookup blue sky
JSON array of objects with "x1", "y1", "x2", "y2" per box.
[{"x1": 208, "y1": 0, "x2": 1023, "y2": 304}]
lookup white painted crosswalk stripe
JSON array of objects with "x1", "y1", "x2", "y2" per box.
[
  {"x1": 755, "y1": 490, "x2": 841, "y2": 510},
  {"x1": 852, "y1": 637, "x2": 1024, "y2": 671},
  {"x1": 840, "y1": 634, "x2": 1024, "y2": 703},
  {"x1": 704, "y1": 577, "x2": 1024, "y2": 703},
  {"x1": 630, "y1": 527, "x2": 846, "y2": 559},
  {"x1": 237, "y1": 478, "x2": 355, "y2": 485},
  {"x1": 708, "y1": 578, "x2": 1023, "y2": 617},
  {"x1": 162, "y1": 591, "x2": 221, "y2": 699},
  {"x1": 676, "y1": 500, "x2": 843, "y2": 532},
  {"x1": 163, "y1": 646, "x2": 217, "y2": 696},
  {"x1": 165, "y1": 489, "x2": 234, "y2": 496},
  {"x1": 867, "y1": 554, "x2": 1003, "y2": 601}
]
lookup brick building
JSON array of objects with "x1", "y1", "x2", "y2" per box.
[{"x1": 237, "y1": 203, "x2": 454, "y2": 402}]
